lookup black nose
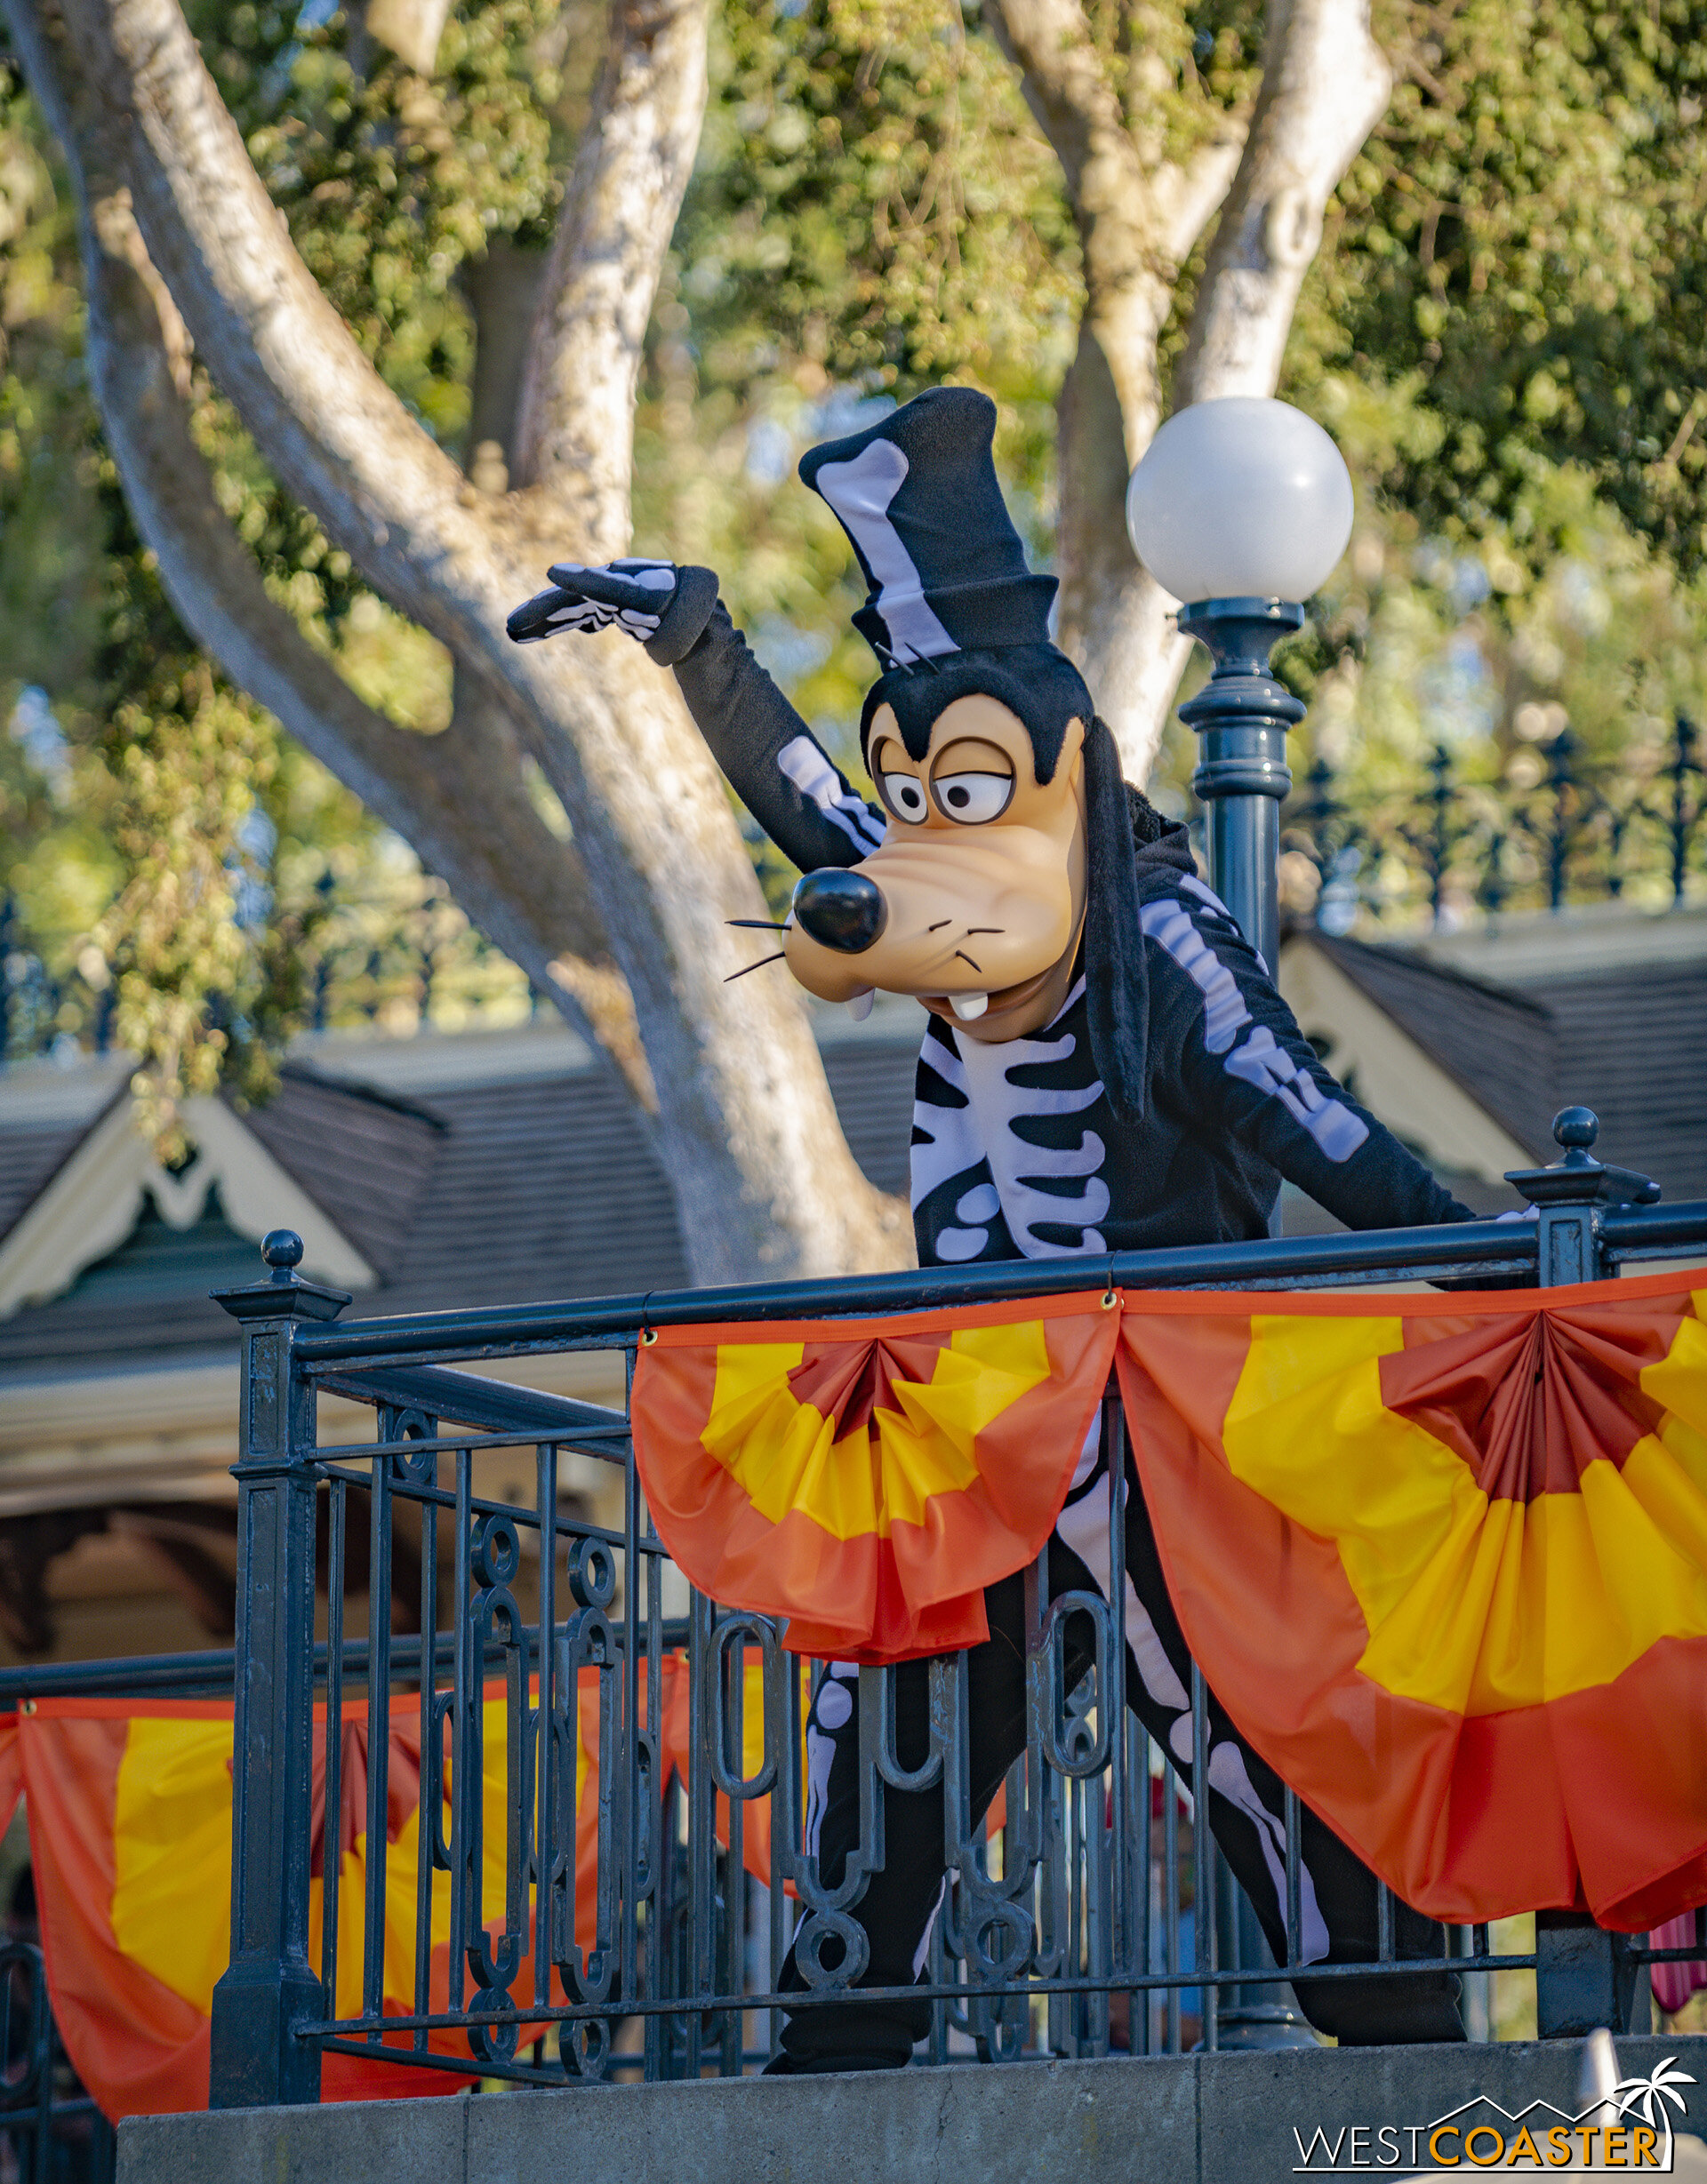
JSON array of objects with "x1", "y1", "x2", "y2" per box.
[{"x1": 792, "y1": 868, "x2": 887, "y2": 954}]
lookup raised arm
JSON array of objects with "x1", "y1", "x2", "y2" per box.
[{"x1": 509, "y1": 560, "x2": 885, "y2": 874}]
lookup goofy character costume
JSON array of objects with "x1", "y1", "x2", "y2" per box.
[{"x1": 509, "y1": 387, "x2": 1477, "y2": 2067}]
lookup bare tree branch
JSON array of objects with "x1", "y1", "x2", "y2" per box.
[
  {"x1": 990, "y1": 0, "x2": 1390, "y2": 783},
  {"x1": 7, "y1": 0, "x2": 912, "y2": 1280},
  {"x1": 512, "y1": 0, "x2": 709, "y2": 553},
  {"x1": 365, "y1": 0, "x2": 453, "y2": 76},
  {"x1": 18, "y1": 0, "x2": 496, "y2": 646},
  {"x1": 81, "y1": 177, "x2": 656, "y2": 1104},
  {"x1": 1175, "y1": 0, "x2": 1390, "y2": 403},
  {"x1": 983, "y1": 0, "x2": 1239, "y2": 770},
  {"x1": 983, "y1": 0, "x2": 1242, "y2": 451}
]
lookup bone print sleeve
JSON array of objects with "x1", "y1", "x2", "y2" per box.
[
  {"x1": 1142, "y1": 876, "x2": 1476, "y2": 1230},
  {"x1": 644, "y1": 567, "x2": 886, "y2": 873}
]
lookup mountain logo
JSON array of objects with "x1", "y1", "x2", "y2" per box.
[{"x1": 1289, "y1": 2057, "x2": 1698, "y2": 2171}]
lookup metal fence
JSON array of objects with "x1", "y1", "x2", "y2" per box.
[
  {"x1": 0, "y1": 1941, "x2": 116, "y2": 2184},
  {"x1": 0, "y1": 869, "x2": 533, "y2": 1070},
  {"x1": 1285, "y1": 713, "x2": 1706, "y2": 932},
  {"x1": 130, "y1": 1103, "x2": 1698, "y2": 2106},
  {"x1": 6, "y1": 716, "x2": 1703, "y2": 1074}
]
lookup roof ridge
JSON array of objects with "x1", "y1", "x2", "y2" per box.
[
  {"x1": 270, "y1": 1060, "x2": 449, "y2": 1130},
  {"x1": 1316, "y1": 932, "x2": 1556, "y2": 1020}
]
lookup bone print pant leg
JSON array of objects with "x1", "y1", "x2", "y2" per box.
[
  {"x1": 1055, "y1": 1447, "x2": 1465, "y2": 2047},
  {"x1": 777, "y1": 1468, "x2": 1463, "y2": 2068},
  {"x1": 775, "y1": 1548, "x2": 1091, "y2": 2069}
]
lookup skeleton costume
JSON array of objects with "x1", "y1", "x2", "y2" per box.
[{"x1": 510, "y1": 388, "x2": 1476, "y2": 2066}]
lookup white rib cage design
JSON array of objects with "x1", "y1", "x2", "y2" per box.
[{"x1": 910, "y1": 979, "x2": 1109, "y2": 1262}]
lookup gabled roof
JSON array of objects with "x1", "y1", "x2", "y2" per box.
[
  {"x1": 242, "y1": 1066, "x2": 445, "y2": 1281},
  {"x1": 1308, "y1": 935, "x2": 1558, "y2": 1164},
  {"x1": 1297, "y1": 908, "x2": 1707, "y2": 1202},
  {"x1": 0, "y1": 1080, "x2": 381, "y2": 1332},
  {"x1": 1529, "y1": 958, "x2": 1707, "y2": 1201},
  {"x1": 0, "y1": 1020, "x2": 924, "y2": 1379}
]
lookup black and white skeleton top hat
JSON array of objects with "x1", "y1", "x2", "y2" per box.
[{"x1": 798, "y1": 388, "x2": 1058, "y2": 668}]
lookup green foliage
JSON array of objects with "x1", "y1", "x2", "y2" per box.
[
  {"x1": 1310, "y1": 0, "x2": 1707, "y2": 575},
  {"x1": 206, "y1": 0, "x2": 562, "y2": 442},
  {"x1": 637, "y1": 0, "x2": 1093, "y2": 874},
  {"x1": 0, "y1": 22, "x2": 535, "y2": 1134},
  {"x1": 1235, "y1": 0, "x2": 1707, "y2": 916},
  {"x1": 7, "y1": 0, "x2": 1707, "y2": 1104}
]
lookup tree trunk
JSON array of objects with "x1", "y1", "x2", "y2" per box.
[
  {"x1": 990, "y1": 0, "x2": 1390, "y2": 784},
  {"x1": 11, "y1": 0, "x2": 912, "y2": 1283}
]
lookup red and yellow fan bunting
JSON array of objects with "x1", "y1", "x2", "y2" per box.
[
  {"x1": 1118, "y1": 1272, "x2": 1707, "y2": 1932},
  {"x1": 631, "y1": 1292, "x2": 1119, "y2": 1660},
  {"x1": 631, "y1": 1271, "x2": 1707, "y2": 1931},
  {"x1": 9, "y1": 1268, "x2": 1705, "y2": 2117},
  {"x1": 0, "y1": 1693, "x2": 552, "y2": 2117},
  {"x1": 0, "y1": 1665, "x2": 804, "y2": 2121}
]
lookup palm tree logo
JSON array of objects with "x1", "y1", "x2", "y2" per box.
[{"x1": 1612, "y1": 2057, "x2": 1695, "y2": 2159}]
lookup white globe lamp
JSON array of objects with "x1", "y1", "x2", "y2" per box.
[
  {"x1": 1124, "y1": 400, "x2": 1355, "y2": 1123},
  {"x1": 1124, "y1": 396, "x2": 1354, "y2": 606}
]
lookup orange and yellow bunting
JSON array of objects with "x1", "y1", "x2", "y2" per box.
[
  {"x1": 633, "y1": 1272, "x2": 1707, "y2": 1930},
  {"x1": 0, "y1": 1693, "x2": 550, "y2": 2118},
  {"x1": 0, "y1": 1667, "x2": 802, "y2": 2122},
  {"x1": 1118, "y1": 1271, "x2": 1707, "y2": 1932},
  {"x1": 631, "y1": 1292, "x2": 1120, "y2": 1660}
]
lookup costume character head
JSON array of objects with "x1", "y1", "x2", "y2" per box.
[{"x1": 786, "y1": 386, "x2": 1156, "y2": 1124}]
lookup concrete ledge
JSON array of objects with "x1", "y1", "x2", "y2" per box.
[{"x1": 118, "y1": 2035, "x2": 1707, "y2": 2184}]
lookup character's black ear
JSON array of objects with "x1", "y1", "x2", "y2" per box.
[{"x1": 1082, "y1": 716, "x2": 1149, "y2": 1127}]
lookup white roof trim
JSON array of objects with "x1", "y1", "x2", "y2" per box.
[
  {"x1": 0, "y1": 1092, "x2": 375, "y2": 1318},
  {"x1": 1278, "y1": 938, "x2": 1537, "y2": 1186}
]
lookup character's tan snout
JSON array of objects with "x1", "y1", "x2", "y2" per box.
[{"x1": 782, "y1": 825, "x2": 1079, "y2": 1019}]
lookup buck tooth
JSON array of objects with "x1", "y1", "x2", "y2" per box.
[
  {"x1": 950, "y1": 992, "x2": 989, "y2": 1021},
  {"x1": 846, "y1": 988, "x2": 875, "y2": 1020}
]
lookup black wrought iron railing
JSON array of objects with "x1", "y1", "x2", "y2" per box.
[
  {"x1": 0, "y1": 1940, "x2": 116, "y2": 2184},
  {"x1": 51, "y1": 1102, "x2": 1669, "y2": 2107},
  {"x1": 1285, "y1": 713, "x2": 1705, "y2": 932},
  {"x1": 4, "y1": 716, "x2": 1703, "y2": 1074}
]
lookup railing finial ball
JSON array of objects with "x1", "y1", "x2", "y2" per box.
[
  {"x1": 1552, "y1": 1107, "x2": 1599, "y2": 1151},
  {"x1": 261, "y1": 1228, "x2": 305, "y2": 1276}
]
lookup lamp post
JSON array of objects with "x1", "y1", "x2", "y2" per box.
[{"x1": 1126, "y1": 398, "x2": 1355, "y2": 980}]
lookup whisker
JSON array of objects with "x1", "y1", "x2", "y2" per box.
[
  {"x1": 926, "y1": 919, "x2": 952, "y2": 933},
  {"x1": 953, "y1": 950, "x2": 983, "y2": 973},
  {"x1": 725, "y1": 953, "x2": 787, "y2": 981},
  {"x1": 726, "y1": 919, "x2": 791, "y2": 931},
  {"x1": 963, "y1": 927, "x2": 1004, "y2": 938}
]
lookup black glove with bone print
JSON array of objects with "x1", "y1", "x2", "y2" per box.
[
  {"x1": 507, "y1": 558, "x2": 723, "y2": 668},
  {"x1": 506, "y1": 557, "x2": 681, "y2": 644}
]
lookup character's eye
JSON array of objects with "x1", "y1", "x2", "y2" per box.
[
  {"x1": 932, "y1": 772, "x2": 1014, "y2": 825},
  {"x1": 881, "y1": 772, "x2": 928, "y2": 823}
]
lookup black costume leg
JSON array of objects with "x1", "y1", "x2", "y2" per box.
[
  {"x1": 775, "y1": 1452, "x2": 1461, "y2": 2069},
  {"x1": 1054, "y1": 1446, "x2": 1464, "y2": 2047},
  {"x1": 773, "y1": 1548, "x2": 1094, "y2": 2071}
]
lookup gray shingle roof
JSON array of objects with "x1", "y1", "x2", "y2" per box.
[
  {"x1": 0, "y1": 1036, "x2": 926, "y2": 1376},
  {"x1": 0, "y1": 1111, "x2": 105, "y2": 1242},
  {"x1": 1310, "y1": 935, "x2": 1559, "y2": 1163},
  {"x1": 244, "y1": 1067, "x2": 445, "y2": 1280},
  {"x1": 4, "y1": 909, "x2": 1699, "y2": 1384},
  {"x1": 1310, "y1": 930, "x2": 1707, "y2": 1200},
  {"x1": 1527, "y1": 959, "x2": 1707, "y2": 1200}
]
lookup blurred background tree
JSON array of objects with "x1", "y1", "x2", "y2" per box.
[{"x1": 1, "y1": 0, "x2": 1703, "y2": 1162}]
